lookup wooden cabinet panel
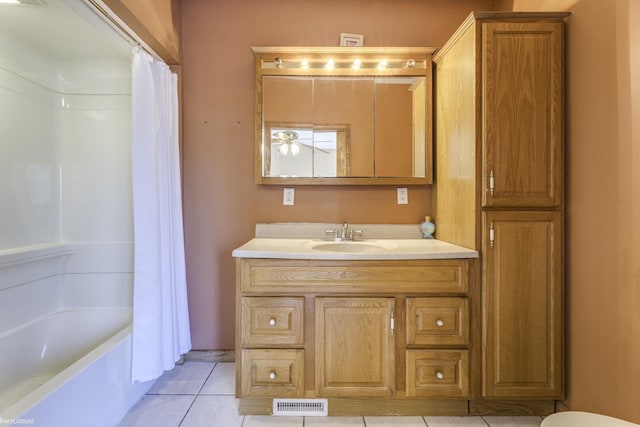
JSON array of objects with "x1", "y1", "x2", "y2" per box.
[
  {"x1": 241, "y1": 297, "x2": 304, "y2": 346},
  {"x1": 482, "y1": 211, "x2": 563, "y2": 398},
  {"x1": 435, "y1": 13, "x2": 566, "y2": 406},
  {"x1": 241, "y1": 259, "x2": 469, "y2": 294},
  {"x1": 241, "y1": 349, "x2": 304, "y2": 397},
  {"x1": 407, "y1": 297, "x2": 469, "y2": 346},
  {"x1": 432, "y1": 21, "x2": 478, "y2": 249},
  {"x1": 406, "y1": 350, "x2": 469, "y2": 397},
  {"x1": 482, "y1": 22, "x2": 564, "y2": 208},
  {"x1": 315, "y1": 297, "x2": 395, "y2": 397}
]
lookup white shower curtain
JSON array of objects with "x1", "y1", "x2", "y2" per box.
[{"x1": 131, "y1": 48, "x2": 191, "y2": 383}]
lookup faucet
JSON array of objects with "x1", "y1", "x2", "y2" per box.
[{"x1": 326, "y1": 222, "x2": 363, "y2": 242}]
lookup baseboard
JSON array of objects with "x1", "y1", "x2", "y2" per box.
[
  {"x1": 185, "y1": 350, "x2": 235, "y2": 363},
  {"x1": 238, "y1": 397, "x2": 468, "y2": 416},
  {"x1": 469, "y1": 399, "x2": 555, "y2": 416}
]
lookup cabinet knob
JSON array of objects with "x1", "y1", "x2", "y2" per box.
[
  {"x1": 268, "y1": 318, "x2": 277, "y2": 326},
  {"x1": 436, "y1": 319, "x2": 444, "y2": 327},
  {"x1": 269, "y1": 371, "x2": 277, "y2": 380},
  {"x1": 436, "y1": 371, "x2": 444, "y2": 380}
]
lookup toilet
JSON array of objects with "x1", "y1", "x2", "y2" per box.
[{"x1": 542, "y1": 411, "x2": 640, "y2": 427}]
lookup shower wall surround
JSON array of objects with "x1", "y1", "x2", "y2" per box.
[{"x1": 0, "y1": 11, "x2": 132, "y2": 250}]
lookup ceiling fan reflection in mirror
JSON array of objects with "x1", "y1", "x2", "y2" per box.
[{"x1": 272, "y1": 129, "x2": 329, "y2": 156}]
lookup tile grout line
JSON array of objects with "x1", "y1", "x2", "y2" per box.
[{"x1": 177, "y1": 362, "x2": 218, "y2": 427}]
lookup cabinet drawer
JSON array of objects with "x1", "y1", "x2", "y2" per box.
[
  {"x1": 241, "y1": 349, "x2": 304, "y2": 397},
  {"x1": 241, "y1": 297, "x2": 304, "y2": 346},
  {"x1": 406, "y1": 297, "x2": 469, "y2": 346},
  {"x1": 240, "y1": 259, "x2": 469, "y2": 294},
  {"x1": 406, "y1": 350, "x2": 469, "y2": 397}
]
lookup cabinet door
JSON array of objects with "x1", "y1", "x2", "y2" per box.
[
  {"x1": 315, "y1": 297, "x2": 395, "y2": 397},
  {"x1": 483, "y1": 211, "x2": 563, "y2": 398},
  {"x1": 482, "y1": 22, "x2": 564, "y2": 208}
]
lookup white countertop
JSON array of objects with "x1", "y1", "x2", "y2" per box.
[{"x1": 232, "y1": 238, "x2": 478, "y2": 260}]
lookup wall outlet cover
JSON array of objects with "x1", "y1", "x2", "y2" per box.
[
  {"x1": 397, "y1": 188, "x2": 408, "y2": 204},
  {"x1": 283, "y1": 188, "x2": 295, "y2": 205}
]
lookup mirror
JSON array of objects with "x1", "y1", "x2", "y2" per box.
[{"x1": 253, "y1": 47, "x2": 435, "y2": 185}]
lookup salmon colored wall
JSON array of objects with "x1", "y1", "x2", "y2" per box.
[
  {"x1": 263, "y1": 78, "x2": 313, "y2": 125},
  {"x1": 314, "y1": 79, "x2": 376, "y2": 176},
  {"x1": 180, "y1": 0, "x2": 494, "y2": 350},
  {"x1": 103, "y1": 0, "x2": 182, "y2": 64},
  {"x1": 375, "y1": 84, "x2": 413, "y2": 176},
  {"x1": 499, "y1": 0, "x2": 640, "y2": 422}
]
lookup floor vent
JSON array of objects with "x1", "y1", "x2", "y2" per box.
[{"x1": 272, "y1": 398, "x2": 328, "y2": 416}]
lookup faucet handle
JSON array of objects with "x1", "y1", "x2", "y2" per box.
[
  {"x1": 326, "y1": 229, "x2": 339, "y2": 241},
  {"x1": 352, "y1": 229, "x2": 363, "y2": 241}
]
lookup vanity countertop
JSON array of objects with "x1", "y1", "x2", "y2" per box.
[{"x1": 232, "y1": 237, "x2": 478, "y2": 260}]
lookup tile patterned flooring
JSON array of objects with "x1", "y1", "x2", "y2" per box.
[{"x1": 118, "y1": 361, "x2": 544, "y2": 427}]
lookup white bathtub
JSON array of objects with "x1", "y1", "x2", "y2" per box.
[
  {"x1": 0, "y1": 308, "x2": 154, "y2": 426},
  {"x1": 0, "y1": 243, "x2": 155, "y2": 426},
  {"x1": 542, "y1": 411, "x2": 640, "y2": 426}
]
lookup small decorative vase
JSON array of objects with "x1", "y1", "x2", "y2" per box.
[{"x1": 420, "y1": 216, "x2": 436, "y2": 239}]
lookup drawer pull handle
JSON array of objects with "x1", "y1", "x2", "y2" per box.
[
  {"x1": 488, "y1": 169, "x2": 495, "y2": 195},
  {"x1": 436, "y1": 319, "x2": 444, "y2": 327},
  {"x1": 269, "y1": 318, "x2": 277, "y2": 326},
  {"x1": 269, "y1": 371, "x2": 277, "y2": 380},
  {"x1": 436, "y1": 371, "x2": 444, "y2": 380}
]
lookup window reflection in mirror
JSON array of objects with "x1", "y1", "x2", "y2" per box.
[{"x1": 266, "y1": 126, "x2": 350, "y2": 177}]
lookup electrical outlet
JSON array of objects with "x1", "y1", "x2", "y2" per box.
[
  {"x1": 397, "y1": 188, "x2": 408, "y2": 204},
  {"x1": 283, "y1": 188, "x2": 295, "y2": 205}
]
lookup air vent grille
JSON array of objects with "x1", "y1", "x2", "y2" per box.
[{"x1": 272, "y1": 398, "x2": 328, "y2": 416}]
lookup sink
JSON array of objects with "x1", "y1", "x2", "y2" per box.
[{"x1": 306, "y1": 241, "x2": 394, "y2": 253}]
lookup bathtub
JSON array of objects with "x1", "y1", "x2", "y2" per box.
[
  {"x1": 0, "y1": 243, "x2": 155, "y2": 426},
  {"x1": 0, "y1": 308, "x2": 154, "y2": 426},
  {"x1": 542, "y1": 411, "x2": 640, "y2": 426}
]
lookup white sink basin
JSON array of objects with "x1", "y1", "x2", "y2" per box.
[{"x1": 303, "y1": 240, "x2": 398, "y2": 253}]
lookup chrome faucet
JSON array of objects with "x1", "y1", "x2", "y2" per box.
[{"x1": 326, "y1": 222, "x2": 363, "y2": 242}]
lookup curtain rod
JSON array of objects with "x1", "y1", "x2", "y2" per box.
[{"x1": 81, "y1": 0, "x2": 163, "y2": 62}]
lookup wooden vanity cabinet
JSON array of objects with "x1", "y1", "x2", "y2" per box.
[
  {"x1": 315, "y1": 297, "x2": 395, "y2": 397},
  {"x1": 482, "y1": 211, "x2": 563, "y2": 398},
  {"x1": 433, "y1": 12, "x2": 568, "y2": 413},
  {"x1": 235, "y1": 258, "x2": 473, "y2": 415}
]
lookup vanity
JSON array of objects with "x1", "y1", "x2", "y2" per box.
[
  {"x1": 233, "y1": 224, "x2": 479, "y2": 415},
  {"x1": 238, "y1": 10, "x2": 568, "y2": 418}
]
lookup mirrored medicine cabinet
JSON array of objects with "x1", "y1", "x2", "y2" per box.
[{"x1": 253, "y1": 47, "x2": 436, "y2": 185}]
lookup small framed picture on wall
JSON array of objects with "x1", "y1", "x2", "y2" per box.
[{"x1": 340, "y1": 33, "x2": 364, "y2": 47}]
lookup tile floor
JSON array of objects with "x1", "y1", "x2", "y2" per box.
[{"x1": 119, "y1": 361, "x2": 544, "y2": 427}]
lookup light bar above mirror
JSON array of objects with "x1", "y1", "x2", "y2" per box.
[{"x1": 256, "y1": 47, "x2": 432, "y2": 77}]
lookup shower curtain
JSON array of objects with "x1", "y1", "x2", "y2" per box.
[{"x1": 130, "y1": 48, "x2": 191, "y2": 383}]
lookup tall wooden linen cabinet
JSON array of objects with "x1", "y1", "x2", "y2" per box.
[{"x1": 433, "y1": 12, "x2": 569, "y2": 413}]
